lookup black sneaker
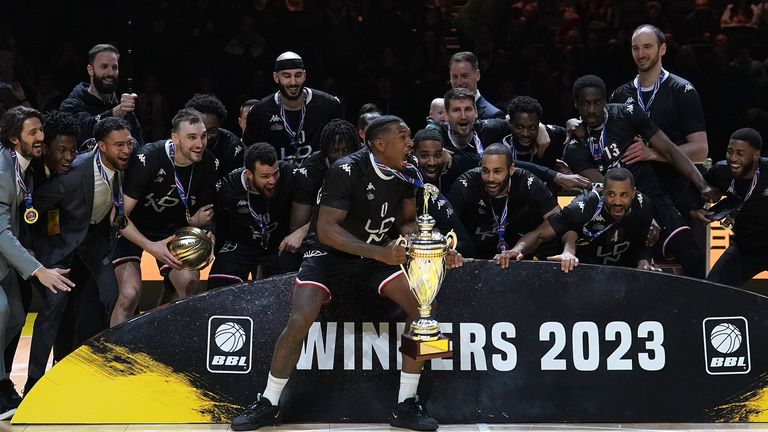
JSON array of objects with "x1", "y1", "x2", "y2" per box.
[
  {"x1": 230, "y1": 394, "x2": 280, "y2": 431},
  {"x1": 0, "y1": 379, "x2": 20, "y2": 421},
  {"x1": 388, "y1": 396, "x2": 439, "y2": 431}
]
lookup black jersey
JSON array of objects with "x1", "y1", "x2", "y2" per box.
[
  {"x1": 447, "y1": 167, "x2": 557, "y2": 259},
  {"x1": 242, "y1": 88, "x2": 342, "y2": 165},
  {"x1": 417, "y1": 188, "x2": 474, "y2": 257},
  {"x1": 123, "y1": 139, "x2": 218, "y2": 237},
  {"x1": 502, "y1": 124, "x2": 567, "y2": 194},
  {"x1": 548, "y1": 186, "x2": 654, "y2": 267},
  {"x1": 209, "y1": 128, "x2": 244, "y2": 178},
  {"x1": 304, "y1": 148, "x2": 416, "y2": 256},
  {"x1": 564, "y1": 103, "x2": 659, "y2": 175},
  {"x1": 704, "y1": 159, "x2": 768, "y2": 253},
  {"x1": 214, "y1": 162, "x2": 294, "y2": 251},
  {"x1": 292, "y1": 151, "x2": 329, "y2": 206}
]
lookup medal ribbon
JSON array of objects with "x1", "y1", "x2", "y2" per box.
[
  {"x1": 95, "y1": 151, "x2": 124, "y2": 218},
  {"x1": 371, "y1": 154, "x2": 425, "y2": 188},
  {"x1": 243, "y1": 174, "x2": 270, "y2": 236},
  {"x1": 636, "y1": 69, "x2": 666, "y2": 113},
  {"x1": 448, "y1": 123, "x2": 484, "y2": 156},
  {"x1": 725, "y1": 167, "x2": 760, "y2": 221},
  {"x1": 587, "y1": 122, "x2": 607, "y2": 164},
  {"x1": 9, "y1": 148, "x2": 33, "y2": 210},
  {"x1": 489, "y1": 179, "x2": 510, "y2": 251},
  {"x1": 167, "y1": 142, "x2": 192, "y2": 220},
  {"x1": 276, "y1": 89, "x2": 307, "y2": 148},
  {"x1": 580, "y1": 196, "x2": 620, "y2": 242}
]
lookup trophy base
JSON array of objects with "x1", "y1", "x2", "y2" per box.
[{"x1": 400, "y1": 334, "x2": 452, "y2": 360}]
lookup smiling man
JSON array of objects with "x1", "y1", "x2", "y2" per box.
[
  {"x1": 242, "y1": 51, "x2": 342, "y2": 165},
  {"x1": 499, "y1": 168, "x2": 658, "y2": 273},
  {"x1": 111, "y1": 109, "x2": 218, "y2": 325},
  {"x1": 230, "y1": 115, "x2": 462, "y2": 431}
]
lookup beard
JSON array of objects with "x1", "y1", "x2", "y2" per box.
[
  {"x1": 93, "y1": 74, "x2": 118, "y2": 93},
  {"x1": 278, "y1": 83, "x2": 304, "y2": 101}
]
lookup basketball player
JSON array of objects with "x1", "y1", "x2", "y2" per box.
[
  {"x1": 110, "y1": 108, "x2": 218, "y2": 325},
  {"x1": 448, "y1": 143, "x2": 559, "y2": 259},
  {"x1": 498, "y1": 168, "x2": 658, "y2": 273},
  {"x1": 184, "y1": 93, "x2": 244, "y2": 179},
  {"x1": 207, "y1": 143, "x2": 299, "y2": 288},
  {"x1": 564, "y1": 74, "x2": 716, "y2": 278},
  {"x1": 230, "y1": 116, "x2": 461, "y2": 431},
  {"x1": 695, "y1": 129, "x2": 768, "y2": 288},
  {"x1": 242, "y1": 52, "x2": 342, "y2": 165}
]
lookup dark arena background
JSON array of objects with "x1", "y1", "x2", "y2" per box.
[{"x1": 4, "y1": 0, "x2": 768, "y2": 430}]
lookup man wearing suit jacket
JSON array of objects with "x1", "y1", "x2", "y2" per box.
[
  {"x1": 24, "y1": 117, "x2": 132, "y2": 396},
  {"x1": 448, "y1": 51, "x2": 505, "y2": 120},
  {"x1": 0, "y1": 106, "x2": 73, "y2": 418}
]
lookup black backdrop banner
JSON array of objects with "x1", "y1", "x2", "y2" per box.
[{"x1": 14, "y1": 260, "x2": 768, "y2": 424}]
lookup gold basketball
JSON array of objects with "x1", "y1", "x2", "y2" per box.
[{"x1": 167, "y1": 226, "x2": 213, "y2": 270}]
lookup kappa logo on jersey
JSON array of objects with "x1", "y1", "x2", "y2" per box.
[
  {"x1": 138, "y1": 154, "x2": 146, "y2": 166},
  {"x1": 637, "y1": 193, "x2": 644, "y2": 206},
  {"x1": 207, "y1": 316, "x2": 253, "y2": 374},
  {"x1": 578, "y1": 201, "x2": 585, "y2": 212},
  {"x1": 294, "y1": 167, "x2": 308, "y2": 177},
  {"x1": 684, "y1": 83, "x2": 694, "y2": 92},
  {"x1": 234, "y1": 145, "x2": 242, "y2": 156},
  {"x1": 216, "y1": 180, "x2": 222, "y2": 192},
  {"x1": 437, "y1": 199, "x2": 446, "y2": 210},
  {"x1": 703, "y1": 316, "x2": 750, "y2": 375},
  {"x1": 154, "y1": 168, "x2": 166, "y2": 183},
  {"x1": 270, "y1": 115, "x2": 281, "y2": 122},
  {"x1": 527, "y1": 175, "x2": 534, "y2": 189},
  {"x1": 237, "y1": 200, "x2": 248, "y2": 206},
  {"x1": 340, "y1": 164, "x2": 352, "y2": 175},
  {"x1": 626, "y1": 104, "x2": 634, "y2": 114},
  {"x1": 594, "y1": 214, "x2": 605, "y2": 222},
  {"x1": 625, "y1": 97, "x2": 635, "y2": 104},
  {"x1": 367, "y1": 182, "x2": 375, "y2": 191},
  {"x1": 460, "y1": 179, "x2": 468, "y2": 188}
]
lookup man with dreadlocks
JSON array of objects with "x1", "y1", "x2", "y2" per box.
[
  {"x1": 207, "y1": 143, "x2": 299, "y2": 289},
  {"x1": 230, "y1": 115, "x2": 462, "y2": 431}
]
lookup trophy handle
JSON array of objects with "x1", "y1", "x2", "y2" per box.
[
  {"x1": 395, "y1": 235, "x2": 408, "y2": 249},
  {"x1": 446, "y1": 230, "x2": 458, "y2": 250}
]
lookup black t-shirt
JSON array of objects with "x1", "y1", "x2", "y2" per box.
[
  {"x1": 704, "y1": 159, "x2": 768, "y2": 253},
  {"x1": 610, "y1": 71, "x2": 706, "y2": 193},
  {"x1": 502, "y1": 124, "x2": 567, "y2": 194},
  {"x1": 123, "y1": 139, "x2": 218, "y2": 237},
  {"x1": 564, "y1": 103, "x2": 659, "y2": 175},
  {"x1": 417, "y1": 187, "x2": 474, "y2": 257},
  {"x1": 447, "y1": 167, "x2": 557, "y2": 259},
  {"x1": 242, "y1": 88, "x2": 342, "y2": 165},
  {"x1": 209, "y1": 128, "x2": 245, "y2": 178},
  {"x1": 548, "y1": 186, "x2": 654, "y2": 266},
  {"x1": 214, "y1": 162, "x2": 294, "y2": 251},
  {"x1": 304, "y1": 148, "x2": 416, "y2": 256},
  {"x1": 292, "y1": 151, "x2": 329, "y2": 206}
]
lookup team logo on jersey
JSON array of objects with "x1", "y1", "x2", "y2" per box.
[
  {"x1": 270, "y1": 124, "x2": 283, "y2": 131},
  {"x1": 138, "y1": 154, "x2": 146, "y2": 166},
  {"x1": 625, "y1": 97, "x2": 635, "y2": 104},
  {"x1": 578, "y1": 201, "x2": 585, "y2": 212},
  {"x1": 367, "y1": 193, "x2": 375, "y2": 200},
  {"x1": 684, "y1": 84, "x2": 694, "y2": 92},
  {"x1": 206, "y1": 316, "x2": 253, "y2": 374},
  {"x1": 294, "y1": 167, "x2": 308, "y2": 177},
  {"x1": 367, "y1": 182, "x2": 375, "y2": 191},
  {"x1": 234, "y1": 145, "x2": 242, "y2": 156},
  {"x1": 626, "y1": 104, "x2": 634, "y2": 114},
  {"x1": 340, "y1": 164, "x2": 351, "y2": 175},
  {"x1": 460, "y1": 179, "x2": 468, "y2": 188},
  {"x1": 703, "y1": 316, "x2": 750, "y2": 375},
  {"x1": 527, "y1": 175, "x2": 534, "y2": 189},
  {"x1": 637, "y1": 193, "x2": 644, "y2": 206},
  {"x1": 270, "y1": 115, "x2": 281, "y2": 122},
  {"x1": 237, "y1": 200, "x2": 247, "y2": 206},
  {"x1": 594, "y1": 214, "x2": 604, "y2": 222},
  {"x1": 303, "y1": 250, "x2": 327, "y2": 258}
]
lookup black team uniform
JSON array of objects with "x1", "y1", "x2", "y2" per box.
[
  {"x1": 296, "y1": 148, "x2": 414, "y2": 299},
  {"x1": 563, "y1": 103, "x2": 702, "y2": 277},
  {"x1": 209, "y1": 128, "x2": 244, "y2": 178},
  {"x1": 502, "y1": 124, "x2": 567, "y2": 195},
  {"x1": 547, "y1": 185, "x2": 654, "y2": 266},
  {"x1": 113, "y1": 140, "x2": 217, "y2": 272},
  {"x1": 242, "y1": 89, "x2": 342, "y2": 166},
  {"x1": 292, "y1": 151, "x2": 329, "y2": 208},
  {"x1": 207, "y1": 163, "x2": 298, "y2": 288},
  {"x1": 705, "y1": 158, "x2": 768, "y2": 287},
  {"x1": 448, "y1": 167, "x2": 558, "y2": 259}
]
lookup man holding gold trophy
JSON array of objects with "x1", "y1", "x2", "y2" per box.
[{"x1": 231, "y1": 115, "x2": 462, "y2": 431}]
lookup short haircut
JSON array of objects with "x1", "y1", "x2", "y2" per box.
[
  {"x1": 171, "y1": 108, "x2": 205, "y2": 132},
  {"x1": 632, "y1": 24, "x2": 666, "y2": 46},
  {"x1": 320, "y1": 119, "x2": 360, "y2": 158},
  {"x1": 357, "y1": 111, "x2": 382, "y2": 132},
  {"x1": 573, "y1": 74, "x2": 607, "y2": 100},
  {"x1": 483, "y1": 142, "x2": 514, "y2": 167},
  {"x1": 449, "y1": 51, "x2": 479, "y2": 70},
  {"x1": 240, "y1": 99, "x2": 258, "y2": 113},
  {"x1": 358, "y1": 103, "x2": 381, "y2": 116},
  {"x1": 444, "y1": 87, "x2": 476, "y2": 110},
  {"x1": 413, "y1": 128, "x2": 443, "y2": 150},
  {"x1": 507, "y1": 96, "x2": 543, "y2": 118},
  {"x1": 43, "y1": 111, "x2": 80, "y2": 145},
  {"x1": 245, "y1": 142, "x2": 277, "y2": 168},
  {"x1": 0, "y1": 106, "x2": 44, "y2": 148},
  {"x1": 88, "y1": 44, "x2": 120, "y2": 64},
  {"x1": 730, "y1": 127, "x2": 763, "y2": 150},
  {"x1": 605, "y1": 167, "x2": 636, "y2": 187},
  {"x1": 94, "y1": 117, "x2": 130, "y2": 143},
  {"x1": 184, "y1": 93, "x2": 228, "y2": 122},
  {"x1": 364, "y1": 115, "x2": 404, "y2": 146}
]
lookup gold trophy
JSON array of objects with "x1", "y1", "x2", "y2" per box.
[{"x1": 397, "y1": 185, "x2": 457, "y2": 360}]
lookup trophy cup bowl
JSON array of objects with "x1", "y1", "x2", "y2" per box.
[{"x1": 397, "y1": 213, "x2": 457, "y2": 360}]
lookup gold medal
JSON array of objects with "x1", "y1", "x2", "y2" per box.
[{"x1": 24, "y1": 207, "x2": 39, "y2": 224}]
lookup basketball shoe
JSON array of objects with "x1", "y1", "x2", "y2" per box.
[
  {"x1": 388, "y1": 396, "x2": 439, "y2": 431},
  {"x1": 231, "y1": 393, "x2": 280, "y2": 431}
]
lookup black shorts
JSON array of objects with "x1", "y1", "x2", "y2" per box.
[
  {"x1": 112, "y1": 235, "x2": 173, "y2": 277},
  {"x1": 295, "y1": 249, "x2": 405, "y2": 304},
  {"x1": 208, "y1": 241, "x2": 300, "y2": 289}
]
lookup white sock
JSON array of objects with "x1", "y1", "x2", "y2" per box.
[
  {"x1": 263, "y1": 372, "x2": 289, "y2": 406},
  {"x1": 397, "y1": 372, "x2": 421, "y2": 403}
]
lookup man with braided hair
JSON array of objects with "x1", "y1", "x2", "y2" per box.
[{"x1": 230, "y1": 115, "x2": 462, "y2": 431}]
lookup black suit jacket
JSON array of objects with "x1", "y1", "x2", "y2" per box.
[
  {"x1": 32, "y1": 150, "x2": 116, "y2": 270},
  {"x1": 476, "y1": 94, "x2": 505, "y2": 120}
]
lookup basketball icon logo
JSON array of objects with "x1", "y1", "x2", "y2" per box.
[
  {"x1": 710, "y1": 323, "x2": 742, "y2": 354},
  {"x1": 215, "y1": 322, "x2": 246, "y2": 353}
]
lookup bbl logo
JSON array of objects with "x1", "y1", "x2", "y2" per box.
[
  {"x1": 207, "y1": 315, "x2": 253, "y2": 374},
  {"x1": 702, "y1": 316, "x2": 750, "y2": 375}
]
